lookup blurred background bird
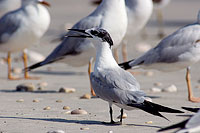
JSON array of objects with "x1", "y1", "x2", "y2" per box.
[
  {"x1": 25, "y1": 0, "x2": 128, "y2": 96},
  {"x1": 0, "y1": 0, "x2": 21, "y2": 18},
  {"x1": 0, "y1": 0, "x2": 50, "y2": 80},
  {"x1": 119, "y1": 10, "x2": 200, "y2": 103}
]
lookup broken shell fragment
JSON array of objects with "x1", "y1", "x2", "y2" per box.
[
  {"x1": 16, "y1": 99, "x2": 24, "y2": 102},
  {"x1": 16, "y1": 83, "x2": 36, "y2": 92},
  {"x1": 56, "y1": 100, "x2": 62, "y2": 103},
  {"x1": 80, "y1": 127, "x2": 89, "y2": 130},
  {"x1": 145, "y1": 121, "x2": 153, "y2": 124},
  {"x1": 43, "y1": 106, "x2": 51, "y2": 110},
  {"x1": 63, "y1": 106, "x2": 70, "y2": 110},
  {"x1": 59, "y1": 88, "x2": 76, "y2": 93},
  {"x1": 33, "y1": 99, "x2": 39, "y2": 103},
  {"x1": 162, "y1": 85, "x2": 177, "y2": 92},
  {"x1": 117, "y1": 113, "x2": 127, "y2": 119},
  {"x1": 80, "y1": 94, "x2": 91, "y2": 99},
  {"x1": 150, "y1": 87, "x2": 162, "y2": 93},
  {"x1": 71, "y1": 108, "x2": 87, "y2": 115}
]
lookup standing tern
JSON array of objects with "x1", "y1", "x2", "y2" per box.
[
  {"x1": 67, "y1": 27, "x2": 183, "y2": 124},
  {"x1": 0, "y1": 0, "x2": 21, "y2": 18},
  {"x1": 119, "y1": 11, "x2": 200, "y2": 102},
  {"x1": 158, "y1": 108, "x2": 200, "y2": 133},
  {"x1": 0, "y1": 0, "x2": 50, "y2": 80},
  {"x1": 26, "y1": 0, "x2": 127, "y2": 96}
]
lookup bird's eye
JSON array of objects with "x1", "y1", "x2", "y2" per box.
[{"x1": 91, "y1": 30, "x2": 99, "y2": 35}]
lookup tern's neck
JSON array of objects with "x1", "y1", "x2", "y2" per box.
[
  {"x1": 198, "y1": 11, "x2": 200, "y2": 24},
  {"x1": 94, "y1": 42, "x2": 118, "y2": 74}
]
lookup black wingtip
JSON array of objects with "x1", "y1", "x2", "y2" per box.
[
  {"x1": 127, "y1": 100, "x2": 184, "y2": 121},
  {"x1": 146, "y1": 101, "x2": 184, "y2": 114},
  {"x1": 158, "y1": 119, "x2": 189, "y2": 132},
  {"x1": 23, "y1": 62, "x2": 43, "y2": 72},
  {"x1": 182, "y1": 107, "x2": 200, "y2": 113},
  {"x1": 118, "y1": 59, "x2": 134, "y2": 70}
]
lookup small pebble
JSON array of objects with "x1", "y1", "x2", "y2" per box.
[
  {"x1": 117, "y1": 113, "x2": 127, "y2": 119},
  {"x1": 80, "y1": 94, "x2": 91, "y2": 99},
  {"x1": 80, "y1": 127, "x2": 89, "y2": 130},
  {"x1": 43, "y1": 106, "x2": 51, "y2": 110},
  {"x1": 37, "y1": 82, "x2": 48, "y2": 90},
  {"x1": 108, "y1": 131, "x2": 113, "y2": 133},
  {"x1": 59, "y1": 88, "x2": 76, "y2": 93},
  {"x1": 0, "y1": 58, "x2": 6, "y2": 65},
  {"x1": 145, "y1": 121, "x2": 153, "y2": 124},
  {"x1": 63, "y1": 106, "x2": 70, "y2": 110},
  {"x1": 144, "y1": 71, "x2": 154, "y2": 77},
  {"x1": 195, "y1": 85, "x2": 200, "y2": 89},
  {"x1": 33, "y1": 99, "x2": 39, "y2": 103},
  {"x1": 71, "y1": 108, "x2": 87, "y2": 115},
  {"x1": 16, "y1": 99, "x2": 24, "y2": 102},
  {"x1": 150, "y1": 87, "x2": 162, "y2": 93},
  {"x1": 162, "y1": 85, "x2": 177, "y2": 92},
  {"x1": 16, "y1": 83, "x2": 36, "y2": 92},
  {"x1": 12, "y1": 68, "x2": 22, "y2": 74},
  {"x1": 47, "y1": 130, "x2": 65, "y2": 133},
  {"x1": 153, "y1": 82, "x2": 163, "y2": 87},
  {"x1": 64, "y1": 111, "x2": 71, "y2": 114},
  {"x1": 56, "y1": 100, "x2": 62, "y2": 103}
]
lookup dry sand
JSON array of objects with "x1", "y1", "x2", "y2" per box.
[{"x1": 0, "y1": 0, "x2": 200, "y2": 133}]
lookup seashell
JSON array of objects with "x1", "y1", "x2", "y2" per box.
[
  {"x1": 63, "y1": 106, "x2": 70, "y2": 110},
  {"x1": 16, "y1": 99, "x2": 24, "y2": 102},
  {"x1": 145, "y1": 121, "x2": 153, "y2": 124},
  {"x1": 80, "y1": 127, "x2": 89, "y2": 130},
  {"x1": 162, "y1": 84, "x2": 177, "y2": 92},
  {"x1": 153, "y1": 82, "x2": 163, "y2": 87},
  {"x1": 43, "y1": 106, "x2": 51, "y2": 110},
  {"x1": 59, "y1": 88, "x2": 76, "y2": 93},
  {"x1": 150, "y1": 87, "x2": 162, "y2": 93},
  {"x1": 16, "y1": 83, "x2": 35, "y2": 92},
  {"x1": 56, "y1": 100, "x2": 62, "y2": 103},
  {"x1": 80, "y1": 94, "x2": 91, "y2": 99},
  {"x1": 71, "y1": 108, "x2": 87, "y2": 115},
  {"x1": 33, "y1": 99, "x2": 39, "y2": 103},
  {"x1": 117, "y1": 113, "x2": 127, "y2": 119}
]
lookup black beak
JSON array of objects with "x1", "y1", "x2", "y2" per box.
[{"x1": 66, "y1": 29, "x2": 92, "y2": 38}]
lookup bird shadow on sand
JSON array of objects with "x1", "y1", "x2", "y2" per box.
[
  {"x1": 0, "y1": 116, "x2": 162, "y2": 128},
  {"x1": 30, "y1": 70, "x2": 86, "y2": 76},
  {"x1": 0, "y1": 90, "x2": 58, "y2": 94}
]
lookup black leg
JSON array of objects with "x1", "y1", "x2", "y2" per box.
[
  {"x1": 102, "y1": 105, "x2": 122, "y2": 125},
  {"x1": 120, "y1": 109, "x2": 123, "y2": 123},
  {"x1": 110, "y1": 106, "x2": 115, "y2": 123}
]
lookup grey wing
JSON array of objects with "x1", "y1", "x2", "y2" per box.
[
  {"x1": 90, "y1": 69, "x2": 145, "y2": 105},
  {"x1": 130, "y1": 23, "x2": 200, "y2": 66},
  {"x1": 0, "y1": 10, "x2": 21, "y2": 44},
  {"x1": 186, "y1": 110, "x2": 200, "y2": 129},
  {"x1": 42, "y1": 15, "x2": 102, "y2": 64}
]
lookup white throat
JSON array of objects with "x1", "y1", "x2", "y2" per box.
[{"x1": 94, "y1": 42, "x2": 118, "y2": 76}]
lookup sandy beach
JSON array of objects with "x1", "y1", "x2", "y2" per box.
[{"x1": 0, "y1": 0, "x2": 200, "y2": 132}]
